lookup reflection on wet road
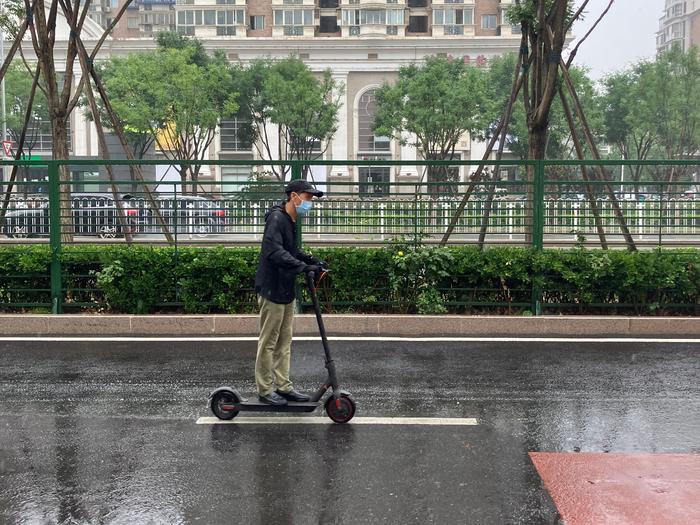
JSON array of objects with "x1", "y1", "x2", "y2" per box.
[{"x1": 0, "y1": 340, "x2": 698, "y2": 523}]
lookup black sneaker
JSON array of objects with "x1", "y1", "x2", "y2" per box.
[
  {"x1": 258, "y1": 392, "x2": 288, "y2": 406},
  {"x1": 276, "y1": 389, "x2": 310, "y2": 402}
]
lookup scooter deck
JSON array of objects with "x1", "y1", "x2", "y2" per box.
[{"x1": 235, "y1": 400, "x2": 320, "y2": 413}]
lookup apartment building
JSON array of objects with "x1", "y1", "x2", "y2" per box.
[
  {"x1": 22, "y1": 1, "x2": 522, "y2": 195},
  {"x1": 657, "y1": 0, "x2": 700, "y2": 53},
  {"x1": 171, "y1": 0, "x2": 520, "y2": 39},
  {"x1": 87, "y1": 0, "x2": 142, "y2": 38}
]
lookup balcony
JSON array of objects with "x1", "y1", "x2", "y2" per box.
[
  {"x1": 272, "y1": 0, "x2": 316, "y2": 6},
  {"x1": 272, "y1": 25, "x2": 316, "y2": 36},
  {"x1": 498, "y1": 24, "x2": 521, "y2": 36},
  {"x1": 341, "y1": 23, "x2": 405, "y2": 36},
  {"x1": 340, "y1": 0, "x2": 406, "y2": 6},
  {"x1": 432, "y1": 24, "x2": 475, "y2": 36},
  {"x1": 430, "y1": 0, "x2": 474, "y2": 4}
]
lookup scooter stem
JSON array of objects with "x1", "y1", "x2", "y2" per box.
[{"x1": 307, "y1": 272, "x2": 335, "y2": 374}]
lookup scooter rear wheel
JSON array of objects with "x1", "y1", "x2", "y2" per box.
[
  {"x1": 211, "y1": 390, "x2": 240, "y2": 420},
  {"x1": 325, "y1": 394, "x2": 356, "y2": 424}
]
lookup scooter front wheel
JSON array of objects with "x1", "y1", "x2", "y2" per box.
[
  {"x1": 325, "y1": 394, "x2": 356, "y2": 424},
  {"x1": 211, "y1": 390, "x2": 240, "y2": 420}
]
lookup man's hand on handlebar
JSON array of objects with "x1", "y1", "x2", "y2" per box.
[{"x1": 304, "y1": 264, "x2": 321, "y2": 275}]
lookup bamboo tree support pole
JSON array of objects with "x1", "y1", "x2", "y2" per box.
[
  {"x1": 477, "y1": 37, "x2": 527, "y2": 248},
  {"x1": 0, "y1": 61, "x2": 41, "y2": 225},
  {"x1": 65, "y1": 0, "x2": 137, "y2": 114},
  {"x1": 540, "y1": 20, "x2": 635, "y2": 250},
  {"x1": 558, "y1": 61, "x2": 636, "y2": 251},
  {"x1": 61, "y1": 12, "x2": 133, "y2": 244},
  {"x1": 558, "y1": 87, "x2": 609, "y2": 248},
  {"x1": 439, "y1": 55, "x2": 532, "y2": 246},
  {"x1": 0, "y1": 0, "x2": 34, "y2": 83},
  {"x1": 59, "y1": 0, "x2": 173, "y2": 243}
]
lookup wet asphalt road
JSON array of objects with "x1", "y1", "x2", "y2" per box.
[{"x1": 0, "y1": 339, "x2": 698, "y2": 524}]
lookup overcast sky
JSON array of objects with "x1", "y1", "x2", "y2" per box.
[{"x1": 567, "y1": 0, "x2": 660, "y2": 80}]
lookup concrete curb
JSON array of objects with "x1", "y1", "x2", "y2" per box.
[{"x1": 0, "y1": 315, "x2": 699, "y2": 337}]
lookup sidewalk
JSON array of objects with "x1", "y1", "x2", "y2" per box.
[{"x1": 0, "y1": 315, "x2": 698, "y2": 337}]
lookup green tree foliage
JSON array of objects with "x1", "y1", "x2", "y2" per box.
[
  {"x1": 234, "y1": 56, "x2": 343, "y2": 181},
  {"x1": 601, "y1": 46, "x2": 700, "y2": 183},
  {"x1": 502, "y1": 0, "x2": 571, "y2": 161},
  {"x1": 486, "y1": 53, "x2": 602, "y2": 160},
  {"x1": 98, "y1": 34, "x2": 238, "y2": 193},
  {"x1": 373, "y1": 56, "x2": 493, "y2": 186},
  {"x1": 4, "y1": 62, "x2": 49, "y2": 156}
]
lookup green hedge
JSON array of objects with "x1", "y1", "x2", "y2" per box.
[{"x1": 0, "y1": 245, "x2": 698, "y2": 315}]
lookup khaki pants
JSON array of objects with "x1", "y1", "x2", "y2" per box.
[{"x1": 255, "y1": 295, "x2": 295, "y2": 396}]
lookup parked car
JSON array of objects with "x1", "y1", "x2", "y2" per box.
[
  {"x1": 2, "y1": 193, "x2": 138, "y2": 239},
  {"x1": 143, "y1": 195, "x2": 227, "y2": 236}
]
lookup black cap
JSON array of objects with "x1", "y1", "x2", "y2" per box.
[{"x1": 284, "y1": 179, "x2": 324, "y2": 197}]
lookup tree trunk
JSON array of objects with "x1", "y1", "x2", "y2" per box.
[
  {"x1": 51, "y1": 115, "x2": 72, "y2": 242},
  {"x1": 525, "y1": 123, "x2": 548, "y2": 244}
]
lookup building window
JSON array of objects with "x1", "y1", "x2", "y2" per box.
[
  {"x1": 361, "y1": 10, "x2": 386, "y2": 25},
  {"x1": 358, "y1": 90, "x2": 390, "y2": 153},
  {"x1": 220, "y1": 118, "x2": 251, "y2": 151},
  {"x1": 221, "y1": 165, "x2": 252, "y2": 194},
  {"x1": 250, "y1": 14, "x2": 264, "y2": 29},
  {"x1": 216, "y1": 0, "x2": 236, "y2": 4},
  {"x1": 341, "y1": 9, "x2": 360, "y2": 25},
  {"x1": 386, "y1": 9, "x2": 404, "y2": 25},
  {"x1": 433, "y1": 8, "x2": 473, "y2": 26},
  {"x1": 319, "y1": 0, "x2": 338, "y2": 7},
  {"x1": 407, "y1": 15, "x2": 427, "y2": 32},
  {"x1": 274, "y1": 9, "x2": 313, "y2": 27},
  {"x1": 207, "y1": 9, "x2": 243, "y2": 34},
  {"x1": 127, "y1": 17, "x2": 139, "y2": 28},
  {"x1": 359, "y1": 164, "x2": 391, "y2": 195},
  {"x1": 34, "y1": 119, "x2": 72, "y2": 152},
  {"x1": 670, "y1": 2, "x2": 686, "y2": 17},
  {"x1": 407, "y1": 0, "x2": 426, "y2": 7},
  {"x1": 481, "y1": 14, "x2": 497, "y2": 29},
  {"x1": 283, "y1": 0, "x2": 303, "y2": 4},
  {"x1": 216, "y1": 26, "x2": 236, "y2": 35},
  {"x1": 319, "y1": 15, "x2": 339, "y2": 32}
]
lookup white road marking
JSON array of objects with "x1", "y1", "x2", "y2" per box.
[
  {"x1": 196, "y1": 416, "x2": 478, "y2": 426},
  {"x1": 0, "y1": 336, "x2": 698, "y2": 343}
]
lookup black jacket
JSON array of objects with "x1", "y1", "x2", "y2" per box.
[{"x1": 254, "y1": 203, "x2": 315, "y2": 304}]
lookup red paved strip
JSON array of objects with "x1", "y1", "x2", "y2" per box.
[{"x1": 530, "y1": 452, "x2": 700, "y2": 525}]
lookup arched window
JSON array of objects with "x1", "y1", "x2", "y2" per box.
[
  {"x1": 358, "y1": 90, "x2": 390, "y2": 154},
  {"x1": 357, "y1": 89, "x2": 390, "y2": 195}
]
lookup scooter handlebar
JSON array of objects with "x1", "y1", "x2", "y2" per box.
[{"x1": 306, "y1": 268, "x2": 330, "y2": 289}]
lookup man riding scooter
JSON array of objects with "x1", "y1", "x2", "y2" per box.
[{"x1": 253, "y1": 179, "x2": 324, "y2": 406}]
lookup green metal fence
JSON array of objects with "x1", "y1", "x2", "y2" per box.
[{"x1": 1, "y1": 158, "x2": 698, "y2": 314}]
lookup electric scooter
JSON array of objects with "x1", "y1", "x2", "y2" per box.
[{"x1": 207, "y1": 269, "x2": 356, "y2": 424}]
